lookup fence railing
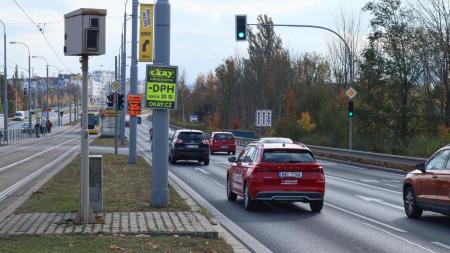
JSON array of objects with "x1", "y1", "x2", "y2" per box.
[{"x1": 0, "y1": 127, "x2": 49, "y2": 145}]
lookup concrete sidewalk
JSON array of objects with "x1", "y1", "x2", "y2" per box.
[{"x1": 0, "y1": 211, "x2": 217, "y2": 238}]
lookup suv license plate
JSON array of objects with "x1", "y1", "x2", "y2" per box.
[
  {"x1": 279, "y1": 172, "x2": 302, "y2": 178},
  {"x1": 186, "y1": 144, "x2": 198, "y2": 149}
]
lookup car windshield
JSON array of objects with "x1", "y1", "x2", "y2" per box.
[
  {"x1": 214, "y1": 133, "x2": 233, "y2": 140},
  {"x1": 262, "y1": 149, "x2": 315, "y2": 163},
  {"x1": 259, "y1": 138, "x2": 293, "y2": 144},
  {"x1": 178, "y1": 132, "x2": 204, "y2": 142},
  {"x1": 15, "y1": 112, "x2": 22, "y2": 116}
]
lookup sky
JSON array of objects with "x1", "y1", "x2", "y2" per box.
[{"x1": 0, "y1": 0, "x2": 369, "y2": 85}]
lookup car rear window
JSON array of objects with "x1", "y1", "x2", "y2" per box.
[
  {"x1": 262, "y1": 149, "x2": 315, "y2": 163},
  {"x1": 179, "y1": 132, "x2": 204, "y2": 142},
  {"x1": 214, "y1": 133, "x2": 233, "y2": 140}
]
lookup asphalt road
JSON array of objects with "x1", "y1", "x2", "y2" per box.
[
  {"x1": 136, "y1": 119, "x2": 450, "y2": 253},
  {"x1": 0, "y1": 125, "x2": 81, "y2": 213}
]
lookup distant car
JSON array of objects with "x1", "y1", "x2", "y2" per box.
[
  {"x1": 227, "y1": 142, "x2": 325, "y2": 212},
  {"x1": 21, "y1": 123, "x2": 32, "y2": 133},
  {"x1": 169, "y1": 129, "x2": 210, "y2": 165},
  {"x1": 210, "y1": 132, "x2": 236, "y2": 155},
  {"x1": 14, "y1": 111, "x2": 25, "y2": 121},
  {"x1": 258, "y1": 137, "x2": 294, "y2": 144},
  {"x1": 403, "y1": 146, "x2": 450, "y2": 218}
]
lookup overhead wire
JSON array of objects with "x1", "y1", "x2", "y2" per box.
[{"x1": 12, "y1": 0, "x2": 71, "y2": 73}]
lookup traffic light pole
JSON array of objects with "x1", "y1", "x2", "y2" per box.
[
  {"x1": 152, "y1": 0, "x2": 170, "y2": 207},
  {"x1": 114, "y1": 56, "x2": 118, "y2": 155},
  {"x1": 247, "y1": 23, "x2": 354, "y2": 150},
  {"x1": 128, "y1": 0, "x2": 138, "y2": 164}
]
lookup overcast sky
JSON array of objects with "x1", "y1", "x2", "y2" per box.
[{"x1": 0, "y1": 0, "x2": 368, "y2": 85}]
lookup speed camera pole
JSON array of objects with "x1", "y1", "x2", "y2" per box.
[
  {"x1": 152, "y1": 0, "x2": 170, "y2": 207},
  {"x1": 80, "y1": 55, "x2": 90, "y2": 223}
]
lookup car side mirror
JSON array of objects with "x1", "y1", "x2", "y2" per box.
[
  {"x1": 228, "y1": 157, "x2": 237, "y2": 163},
  {"x1": 416, "y1": 162, "x2": 426, "y2": 172}
]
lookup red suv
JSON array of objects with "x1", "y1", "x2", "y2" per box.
[
  {"x1": 210, "y1": 132, "x2": 236, "y2": 155},
  {"x1": 403, "y1": 146, "x2": 450, "y2": 218},
  {"x1": 226, "y1": 142, "x2": 325, "y2": 212}
]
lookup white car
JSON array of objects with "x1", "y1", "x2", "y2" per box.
[{"x1": 14, "y1": 111, "x2": 25, "y2": 121}]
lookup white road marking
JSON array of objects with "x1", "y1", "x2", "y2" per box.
[
  {"x1": 355, "y1": 195, "x2": 404, "y2": 210},
  {"x1": 327, "y1": 174, "x2": 402, "y2": 195},
  {"x1": 0, "y1": 138, "x2": 74, "y2": 173},
  {"x1": 384, "y1": 183, "x2": 399, "y2": 188},
  {"x1": 360, "y1": 179, "x2": 380, "y2": 183},
  {"x1": 212, "y1": 180, "x2": 226, "y2": 188},
  {"x1": 194, "y1": 167, "x2": 210, "y2": 175},
  {"x1": 432, "y1": 242, "x2": 450, "y2": 250},
  {"x1": 361, "y1": 222, "x2": 436, "y2": 253},
  {"x1": 325, "y1": 202, "x2": 407, "y2": 233}
]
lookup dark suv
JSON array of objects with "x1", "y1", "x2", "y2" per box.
[{"x1": 169, "y1": 129, "x2": 210, "y2": 165}]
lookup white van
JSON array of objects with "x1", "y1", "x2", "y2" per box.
[{"x1": 14, "y1": 111, "x2": 25, "y2": 121}]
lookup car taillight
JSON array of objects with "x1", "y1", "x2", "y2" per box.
[
  {"x1": 230, "y1": 138, "x2": 235, "y2": 144},
  {"x1": 176, "y1": 139, "x2": 183, "y2": 144},
  {"x1": 311, "y1": 166, "x2": 324, "y2": 174},
  {"x1": 202, "y1": 139, "x2": 209, "y2": 145}
]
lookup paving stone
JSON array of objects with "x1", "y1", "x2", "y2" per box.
[
  {"x1": 144, "y1": 212, "x2": 157, "y2": 231},
  {"x1": 26, "y1": 213, "x2": 47, "y2": 234},
  {"x1": 35, "y1": 213, "x2": 55, "y2": 234}
]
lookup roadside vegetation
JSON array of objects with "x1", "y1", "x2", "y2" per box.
[
  {"x1": 171, "y1": 0, "x2": 450, "y2": 157},
  {"x1": 90, "y1": 137, "x2": 129, "y2": 147}
]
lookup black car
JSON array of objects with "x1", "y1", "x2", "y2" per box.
[{"x1": 169, "y1": 129, "x2": 210, "y2": 165}]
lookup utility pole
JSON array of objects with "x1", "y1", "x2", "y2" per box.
[
  {"x1": 152, "y1": 0, "x2": 170, "y2": 207},
  {"x1": 1, "y1": 20, "x2": 8, "y2": 143},
  {"x1": 80, "y1": 55, "x2": 91, "y2": 223},
  {"x1": 114, "y1": 56, "x2": 118, "y2": 155},
  {"x1": 128, "y1": 0, "x2": 138, "y2": 164},
  {"x1": 14, "y1": 65, "x2": 17, "y2": 113},
  {"x1": 120, "y1": 4, "x2": 128, "y2": 145}
]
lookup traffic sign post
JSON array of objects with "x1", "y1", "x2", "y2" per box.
[
  {"x1": 139, "y1": 4, "x2": 154, "y2": 62},
  {"x1": 345, "y1": 87, "x2": 357, "y2": 150}
]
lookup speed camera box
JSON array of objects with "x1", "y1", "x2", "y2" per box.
[{"x1": 64, "y1": 8, "x2": 107, "y2": 56}]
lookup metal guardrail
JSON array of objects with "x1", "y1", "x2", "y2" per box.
[
  {"x1": 232, "y1": 136, "x2": 427, "y2": 167},
  {"x1": 168, "y1": 123, "x2": 426, "y2": 168}
]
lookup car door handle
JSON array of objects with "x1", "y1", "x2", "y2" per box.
[{"x1": 432, "y1": 175, "x2": 438, "y2": 179}]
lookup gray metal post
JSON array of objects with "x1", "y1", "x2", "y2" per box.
[
  {"x1": 80, "y1": 55, "x2": 92, "y2": 223},
  {"x1": 128, "y1": 0, "x2": 138, "y2": 164},
  {"x1": 349, "y1": 117, "x2": 352, "y2": 150},
  {"x1": 46, "y1": 64, "x2": 49, "y2": 121},
  {"x1": 120, "y1": 12, "x2": 127, "y2": 145},
  {"x1": 152, "y1": 0, "x2": 170, "y2": 207},
  {"x1": 1, "y1": 20, "x2": 7, "y2": 142},
  {"x1": 57, "y1": 74, "x2": 61, "y2": 125},
  {"x1": 114, "y1": 56, "x2": 118, "y2": 155},
  {"x1": 14, "y1": 65, "x2": 17, "y2": 113}
]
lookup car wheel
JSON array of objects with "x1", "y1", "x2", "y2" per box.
[
  {"x1": 227, "y1": 178, "x2": 237, "y2": 201},
  {"x1": 170, "y1": 154, "x2": 177, "y2": 165},
  {"x1": 243, "y1": 182, "x2": 256, "y2": 211},
  {"x1": 210, "y1": 150, "x2": 214, "y2": 155},
  {"x1": 204, "y1": 159, "x2": 210, "y2": 166},
  {"x1": 404, "y1": 186, "x2": 423, "y2": 218},
  {"x1": 309, "y1": 200, "x2": 323, "y2": 213},
  {"x1": 232, "y1": 151, "x2": 236, "y2": 155}
]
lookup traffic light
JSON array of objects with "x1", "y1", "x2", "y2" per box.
[
  {"x1": 117, "y1": 94, "x2": 125, "y2": 110},
  {"x1": 235, "y1": 15, "x2": 247, "y2": 41},
  {"x1": 348, "y1": 100, "x2": 354, "y2": 117},
  {"x1": 107, "y1": 94, "x2": 114, "y2": 107},
  {"x1": 24, "y1": 87, "x2": 27, "y2": 95}
]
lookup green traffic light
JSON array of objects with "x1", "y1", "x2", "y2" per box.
[
  {"x1": 238, "y1": 32, "x2": 245, "y2": 38},
  {"x1": 348, "y1": 112, "x2": 353, "y2": 117}
]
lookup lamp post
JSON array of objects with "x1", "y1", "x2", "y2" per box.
[
  {"x1": 32, "y1": 56, "x2": 49, "y2": 121},
  {"x1": 10, "y1": 41, "x2": 32, "y2": 129},
  {"x1": 0, "y1": 20, "x2": 7, "y2": 142},
  {"x1": 49, "y1": 65, "x2": 62, "y2": 125}
]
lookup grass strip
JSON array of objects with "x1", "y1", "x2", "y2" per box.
[
  {"x1": 0, "y1": 235, "x2": 233, "y2": 253},
  {"x1": 17, "y1": 154, "x2": 190, "y2": 213}
]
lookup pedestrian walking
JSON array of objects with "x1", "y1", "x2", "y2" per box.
[
  {"x1": 34, "y1": 122, "x2": 40, "y2": 138},
  {"x1": 46, "y1": 119, "x2": 53, "y2": 133}
]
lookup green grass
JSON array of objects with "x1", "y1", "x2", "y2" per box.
[
  {"x1": 90, "y1": 137, "x2": 129, "y2": 147},
  {"x1": 16, "y1": 154, "x2": 191, "y2": 213},
  {"x1": 0, "y1": 235, "x2": 233, "y2": 253}
]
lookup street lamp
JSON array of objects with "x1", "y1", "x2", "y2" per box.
[
  {"x1": 49, "y1": 65, "x2": 62, "y2": 125},
  {"x1": 32, "y1": 56, "x2": 49, "y2": 121},
  {"x1": 0, "y1": 20, "x2": 7, "y2": 142},
  {"x1": 10, "y1": 41, "x2": 32, "y2": 129}
]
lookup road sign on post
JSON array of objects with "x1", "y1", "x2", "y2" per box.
[
  {"x1": 256, "y1": 109, "x2": 272, "y2": 127},
  {"x1": 139, "y1": 4, "x2": 154, "y2": 62},
  {"x1": 345, "y1": 87, "x2": 357, "y2": 99},
  {"x1": 127, "y1": 94, "x2": 142, "y2": 116},
  {"x1": 111, "y1": 80, "x2": 121, "y2": 92},
  {"x1": 145, "y1": 65, "x2": 178, "y2": 110}
]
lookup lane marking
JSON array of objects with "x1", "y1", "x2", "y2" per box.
[
  {"x1": 0, "y1": 143, "x2": 79, "y2": 202},
  {"x1": 355, "y1": 195, "x2": 404, "y2": 210},
  {"x1": 361, "y1": 222, "x2": 436, "y2": 253},
  {"x1": 0, "y1": 138, "x2": 75, "y2": 173},
  {"x1": 432, "y1": 242, "x2": 450, "y2": 250},
  {"x1": 327, "y1": 174, "x2": 402, "y2": 195},
  {"x1": 384, "y1": 183, "x2": 399, "y2": 188},
  {"x1": 325, "y1": 202, "x2": 407, "y2": 233},
  {"x1": 212, "y1": 180, "x2": 226, "y2": 188},
  {"x1": 360, "y1": 179, "x2": 379, "y2": 183},
  {"x1": 194, "y1": 167, "x2": 211, "y2": 175}
]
